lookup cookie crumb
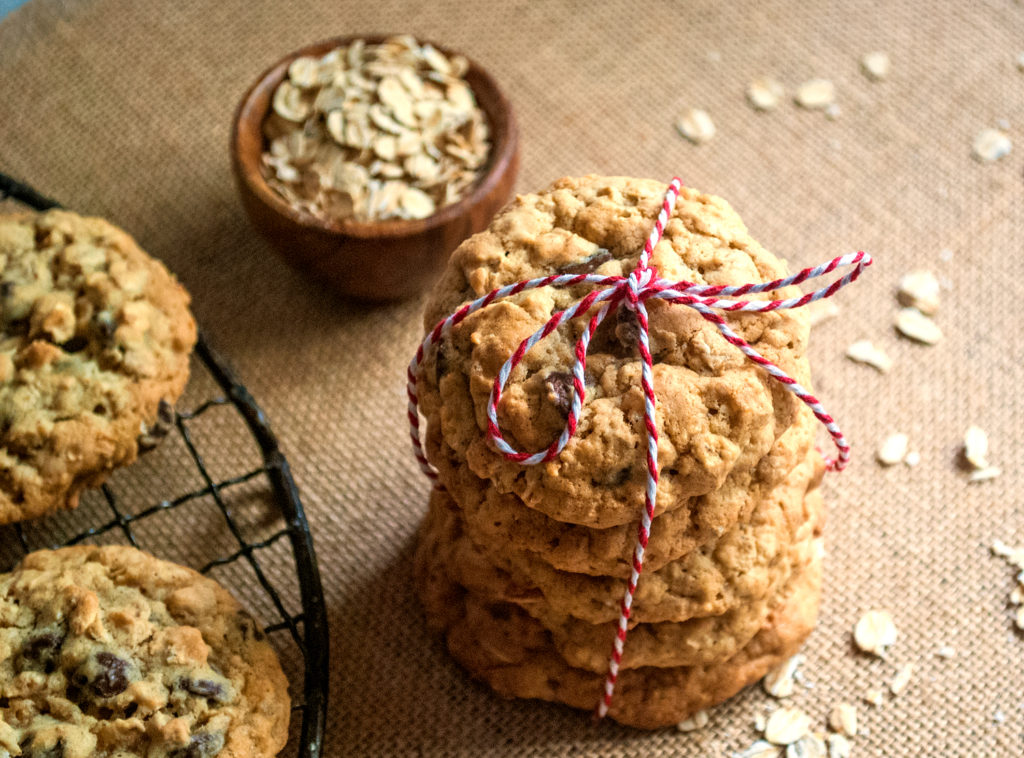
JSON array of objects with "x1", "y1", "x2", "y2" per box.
[
  {"x1": 755, "y1": 712, "x2": 769, "y2": 732},
  {"x1": 876, "y1": 433, "x2": 909, "y2": 466},
  {"x1": 748, "y1": 78, "x2": 785, "y2": 111},
  {"x1": 861, "y1": 51, "x2": 891, "y2": 80},
  {"x1": 936, "y1": 645, "x2": 955, "y2": 659},
  {"x1": 826, "y1": 733, "x2": 852, "y2": 758},
  {"x1": 889, "y1": 663, "x2": 914, "y2": 696},
  {"x1": 854, "y1": 610, "x2": 898, "y2": 656},
  {"x1": 972, "y1": 128, "x2": 1012, "y2": 162},
  {"x1": 825, "y1": 103, "x2": 841, "y2": 120},
  {"x1": 765, "y1": 707, "x2": 813, "y2": 745},
  {"x1": 676, "y1": 709, "x2": 710, "y2": 732},
  {"x1": 795, "y1": 79, "x2": 836, "y2": 109},
  {"x1": 846, "y1": 340, "x2": 893, "y2": 373},
  {"x1": 863, "y1": 688, "x2": 884, "y2": 707},
  {"x1": 828, "y1": 703, "x2": 858, "y2": 737},
  {"x1": 897, "y1": 270, "x2": 941, "y2": 315},
  {"x1": 904, "y1": 451, "x2": 921, "y2": 467},
  {"x1": 763, "y1": 654, "x2": 804, "y2": 698},
  {"x1": 675, "y1": 109, "x2": 716, "y2": 144},
  {"x1": 895, "y1": 307, "x2": 942, "y2": 344}
]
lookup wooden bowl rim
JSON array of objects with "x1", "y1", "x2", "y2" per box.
[{"x1": 231, "y1": 34, "x2": 518, "y2": 240}]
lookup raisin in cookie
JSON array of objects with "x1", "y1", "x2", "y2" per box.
[
  {"x1": 425, "y1": 449, "x2": 822, "y2": 625},
  {"x1": 442, "y1": 401, "x2": 817, "y2": 578},
  {"x1": 419, "y1": 175, "x2": 812, "y2": 528},
  {"x1": 416, "y1": 525, "x2": 823, "y2": 729},
  {"x1": 0, "y1": 211, "x2": 196, "y2": 525},
  {"x1": 0, "y1": 546, "x2": 289, "y2": 757}
]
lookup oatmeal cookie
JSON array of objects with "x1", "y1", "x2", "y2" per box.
[
  {"x1": 0, "y1": 546, "x2": 289, "y2": 757},
  {"x1": 419, "y1": 483, "x2": 822, "y2": 672},
  {"x1": 0, "y1": 211, "x2": 196, "y2": 525},
  {"x1": 441, "y1": 401, "x2": 817, "y2": 578},
  {"x1": 425, "y1": 449, "x2": 822, "y2": 625},
  {"x1": 416, "y1": 530, "x2": 823, "y2": 729},
  {"x1": 418, "y1": 175, "x2": 812, "y2": 528}
]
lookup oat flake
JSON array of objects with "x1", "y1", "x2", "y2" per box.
[
  {"x1": 795, "y1": 79, "x2": 835, "y2": 109},
  {"x1": 676, "y1": 108, "x2": 716, "y2": 144},
  {"x1": 854, "y1": 610, "x2": 897, "y2": 656},
  {"x1": 895, "y1": 308, "x2": 943, "y2": 344},
  {"x1": 765, "y1": 707, "x2": 813, "y2": 746},
  {"x1": 676, "y1": 709, "x2": 710, "y2": 732},
  {"x1": 861, "y1": 51, "x2": 891, "y2": 80},
  {"x1": 877, "y1": 433, "x2": 909, "y2": 466},
  {"x1": 972, "y1": 128, "x2": 1012, "y2": 162}
]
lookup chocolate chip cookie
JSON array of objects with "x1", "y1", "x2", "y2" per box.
[
  {"x1": 0, "y1": 546, "x2": 289, "y2": 757},
  {"x1": 0, "y1": 211, "x2": 196, "y2": 525},
  {"x1": 417, "y1": 524, "x2": 823, "y2": 729},
  {"x1": 418, "y1": 175, "x2": 812, "y2": 528}
]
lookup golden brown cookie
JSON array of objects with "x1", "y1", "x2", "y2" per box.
[
  {"x1": 418, "y1": 176, "x2": 813, "y2": 528},
  {"x1": 425, "y1": 449, "x2": 823, "y2": 626},
  {"x1": 0, "y1": 546, "x2": 290, "y2": 757},
  {"x1": 440, "y1": 401, "x2": 818, "y2": 578},
  {"x1": 416, "y1": 527, "x2": 823, "y2": 729},
  {"x1": 419, "y1": 480, "x2": 822, "y2": 672},
  {"x1": 0, "y1": 211, "x2": 196, "y2": 525}
]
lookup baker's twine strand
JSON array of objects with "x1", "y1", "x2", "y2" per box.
[{"x1": 405, "y1": 177, "x2": 873, "y2": 720}]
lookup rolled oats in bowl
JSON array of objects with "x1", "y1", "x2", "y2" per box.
[{"x1": 260, "y1": 35, "x2": 492, "y2": 223}]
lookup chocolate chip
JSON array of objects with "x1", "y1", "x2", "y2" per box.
[
  {"x1": 544, "y1": 372, "x2": 575, "y2": 417},
  {"x1": 237, "y1": 611, "x2": 265, "y2": 642},
  {"x1": 90, "y1": 652, "x2": 130, "y2": 697},
  {"x1": 169, "y1": 732, "x2": 225, "y2": 758},
  {"x1": 557, "y1": 248, "x2": 614, "y2": 276},
  {"x1": 19, "y1": 630, "x2": 65, "y2": 673},
  {"x1": 59, "y1": 336, "x2": 88, "y2": 353},
  {"x1": 614, "y1": 308, "x2": 641, "y2": 352},
  {"x1": 0, "y1": 281, "x2": 13, "y2": 299},
  {"x1": 180, "y1": 677, "x2": 227, "y2": 701},
  {"x1": 137, "y1": 399, "x2": 175, "y2": 452},
  {"x1": 19, "y1": 737, "x2": 64, "y2": 758}
]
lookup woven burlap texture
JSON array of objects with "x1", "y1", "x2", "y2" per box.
[{"x1": 1, "y1": 0, "x2": 1022, "y2": 754}]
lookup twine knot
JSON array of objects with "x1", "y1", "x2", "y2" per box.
[{"x1": 407, "y1": 177, "x2": 873, "y2": 720}]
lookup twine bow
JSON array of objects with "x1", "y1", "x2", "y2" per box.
[{"x1": 407, "y1": 178, "x2": 872, "y2": 719}]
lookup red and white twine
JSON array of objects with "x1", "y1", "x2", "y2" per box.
[{"x1": 407, "y1": 178, "x2": 872, "y2": 719}]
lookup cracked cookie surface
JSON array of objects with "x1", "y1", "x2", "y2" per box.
[
  {"x1": 0, "y1": 211, "x2": 196, "y2": 525},
  {"x1": 419, "y1": 175, "x2": 812, "y2": 528},
  {"x1": 440, "y1": 401, "x2": 817, "y2": 578},
  {"x1": 0, "y1": 546, "x2": 289, "y2": 758},
  {"x1": 416, "y1": 522, "x2": 823, "y2": 729},
  {"x1": 424, "y1": 448, "x2": 822, "y2": 626}
]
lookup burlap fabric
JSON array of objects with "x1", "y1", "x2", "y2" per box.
[{"x1": 1, "y1": 0, "x2": 1022, "y2": 754}]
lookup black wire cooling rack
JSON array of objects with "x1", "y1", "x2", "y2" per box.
[{"x1": 0, "y1": 172, "x2": 328, "y2": 758}]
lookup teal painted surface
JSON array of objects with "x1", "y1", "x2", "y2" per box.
[{"x1": 0, "y1": 0, "x2": 30, "y2": 18}]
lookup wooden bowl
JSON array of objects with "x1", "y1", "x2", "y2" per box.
[{"x1": 231, "y1": 36, "x2": 519, "y2": 302}]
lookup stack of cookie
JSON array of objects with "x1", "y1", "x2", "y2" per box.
[{"x1": 414, "y1": 176, "x2": 827, "y2": 728}]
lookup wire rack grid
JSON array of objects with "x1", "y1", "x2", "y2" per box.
[{"x1": 0, "y1": 172, "x2": 328, "y2": 758}]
